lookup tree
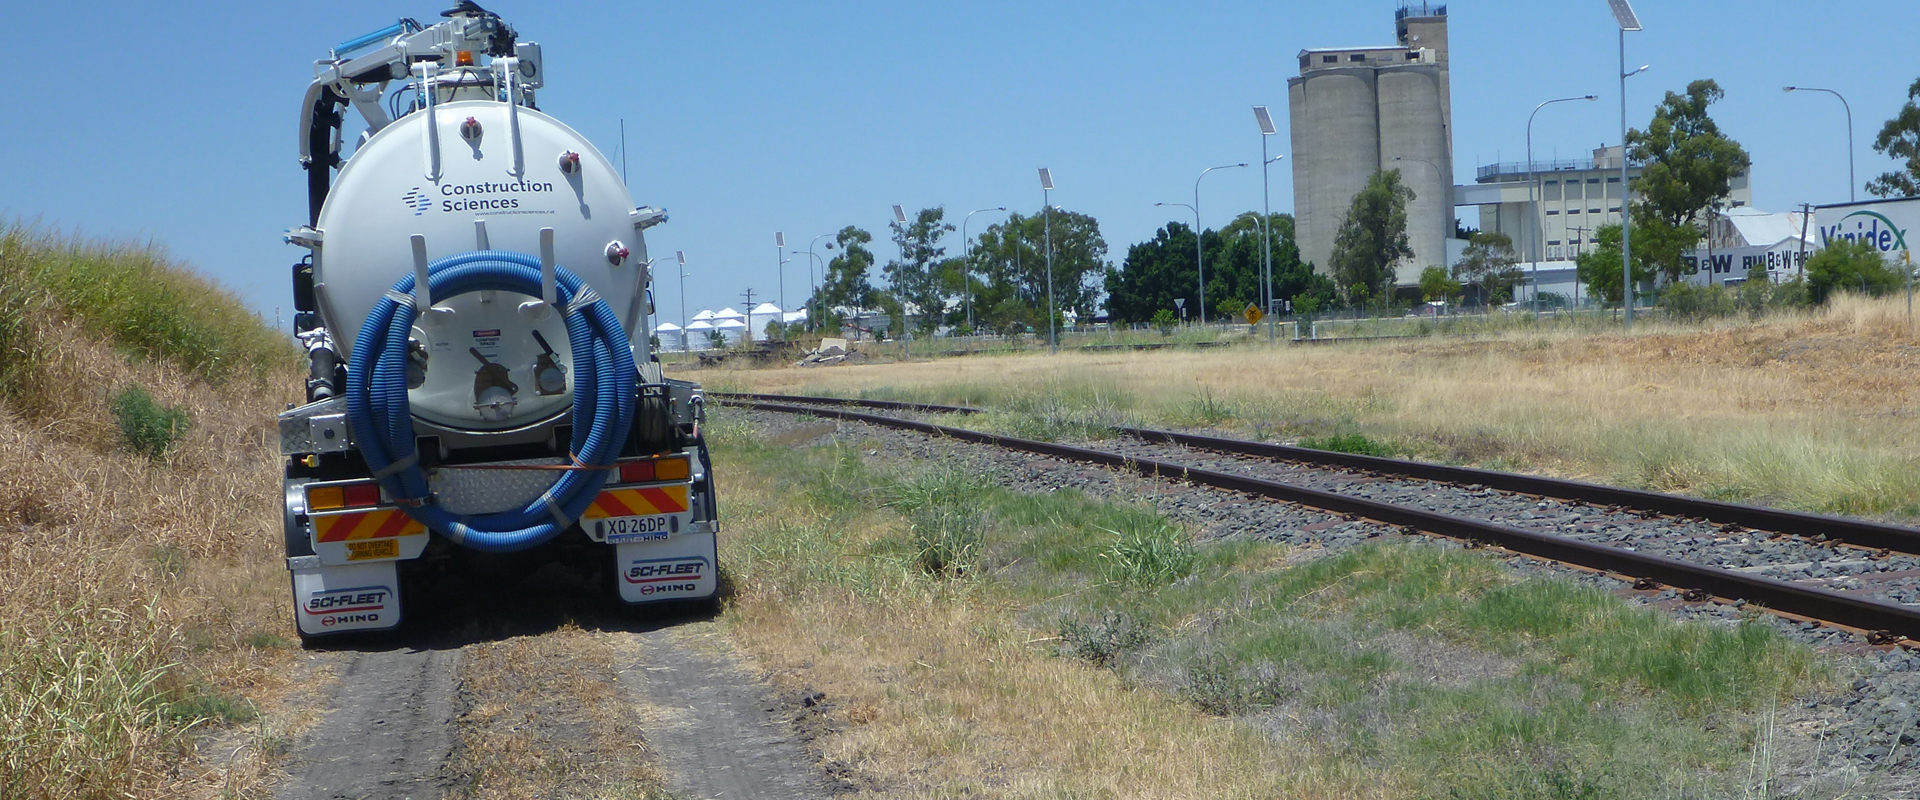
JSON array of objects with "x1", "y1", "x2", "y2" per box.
[
  {"x1": 1807, "y1": 237, "x2": 1905, "y2": 303},
  {"x1": 1574, "y1": 224, "x2": 1656, "y2": 305},
  {"x1": 1870, "y1": 78, "x2": 1920, "y2": 198},
  {"x1": 1328, "y1": 169, "x2": 1414, "y2": 304},
  {"x1": 1451, "y1": 231, "x2": 1522, "y2": 306},
  {"x1": 1625, "y1": 79, "x2": 1751, "y2": 282},
  {"x1": 884, "y1": 207, "x2": 956, "y2": 334},
  {"x1": 811, "y1": 226, "x2": 877, "y2": 330},
  {"x1": 968, "y1": 208, "x2": 1107, "y2": 335},
  {"x1": 1105, "y1": 221, "x2": 1198, "y2": 325},
  {"x1": 1418, "y1": 265, "x2": 1459, "y2": 304}
]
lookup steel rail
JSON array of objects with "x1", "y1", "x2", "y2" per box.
[
  {"x1": 722, "y1": 397, "x2": 1920, "y2": 640},
  {"x1": 711, "y1": 392, "x2": 1920, "y2": 558}
]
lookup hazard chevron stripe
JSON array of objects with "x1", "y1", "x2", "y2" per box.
[
  {"x1": 583, "y1": 485, "x2": 690, "y2": 519},
  {"x1": 314, "y1": 509, "x2": 425, "y2": 542}
]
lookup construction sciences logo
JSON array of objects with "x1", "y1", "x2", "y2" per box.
[
  {"x1": 402, "y1": 187, "x2": 432, "y2": 216},
  {"x1": 437, "y1": 179, "x2": 555, "y2": 213},
  {"x1": 1821, "y1": 210, "x2": 1910, "y2": 254},
  {"x1": 624, "y1": 556, "x2": 708, "y2": 595},
  {"x1": 303, "y1": 584, "x2": 391, "y2": 627}
]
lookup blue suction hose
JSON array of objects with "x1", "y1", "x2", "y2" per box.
[{"x1": 346, "y1": 250, "x2": 636, "y2": 552}]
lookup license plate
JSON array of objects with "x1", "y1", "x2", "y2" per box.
[
  {"x1": 598, "y1": 514, "x2": 674, "y2": 543},
  {"x1": 346, "y1": 539, "x2": 400, "y2": 561}
]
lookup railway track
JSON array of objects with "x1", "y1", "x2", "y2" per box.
[{"x1": 714, "y1": 392, "x2": 1920, "y2": 643}]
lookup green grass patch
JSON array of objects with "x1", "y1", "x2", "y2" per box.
[
  {"x1": 0, "y1": 222, "x2": 294, "y2": 398},
  {"x1": 1297, "y1": 432, "x2": 1397, "y2": 458},
  {"x1": 112, "y1": 385, "x2": 191, "y2": 460}
]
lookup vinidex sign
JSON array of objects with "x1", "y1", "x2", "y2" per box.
[{"x1": 1816, "y1": 198, "x2": 1917, "y2": 262}]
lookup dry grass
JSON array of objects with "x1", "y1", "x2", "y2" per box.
[
  {"x1": 0, "y1": 227, "x2": 301, "y2": 798},
  {"x1": 450, "y1": 626, "x2": 668, "y2": 799},
  {"x1": 719, "y1": 294, "x2": 1920, "y2": 518}
]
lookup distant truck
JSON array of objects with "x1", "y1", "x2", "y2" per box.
[{"x1": 278, "y1": 2, "x2": 715, "y2": 644}]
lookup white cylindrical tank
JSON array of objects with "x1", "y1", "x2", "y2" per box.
[
  {"x1": 683, "y1": 320, "x2": 715, "y2": 350},
  {"x1": 312, "y1": 99, "x2": 650, "y2": 434},
  {"x1": 1377, "y1": 65, "x2": 1451, "y2": 285}
]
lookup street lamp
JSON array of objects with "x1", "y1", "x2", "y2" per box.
[
  {"x1": 1254, "y1": 105, "x2": 1284, "y2": 343},
  {"x1": 1156, "y1": 200, "x2": 1199, "y2": 318},
  {"x1": 1170, "y1": 163, "x2": 1248, "y2": 326},
  {"x1": 962, "y1": 206, "x2": 1007, "y2": 333},
  {"x1": 891, "y1": 204, "x2": 913, "y2": 356},
  {"x1": 1607, "y1": 0, "x2": 1645, "y2": 330},
  {"x1": 1526, "y1": 94, "x2": 1598, "y2": 311},
  {"x1": 1784, "y1": 86, "x2": 1856, "y2": 203},
  {"x1": 804, "y1": 232, "x2": 833, "y2": 327},
  {"x1": 774, "y1": 231, "x2": 786, "y2": 319},
  {"x1": 676, "y1": 249, "x2": 689, "y2": 351},
  {"x1": 1039, "y1": 168, "x2": 1057, "y2": 354}
]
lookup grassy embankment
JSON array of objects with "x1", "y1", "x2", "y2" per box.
[
  {"x1": 717, "y1": 295, "x2": 1920, "y2": 520},
  {"x1": 0, "y1": 223, "x2": 299, "y2": 799},
  {"x1": 708, "y1": 409, "x2": 1850, "y2": 798}
]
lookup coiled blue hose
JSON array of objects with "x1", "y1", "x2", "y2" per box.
[{"x1": 346, "y1": 250, "x2": 636, "y2": 553}]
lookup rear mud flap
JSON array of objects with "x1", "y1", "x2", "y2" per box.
[
  {"x1": 615, "y1": 532, "x2": 718, "y2": 604},
  {"x1": 292, "y1": 559, "x2": 402, "y2": 636}
]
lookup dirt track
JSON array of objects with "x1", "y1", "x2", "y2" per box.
[{"x1": 272, "y1": 602, "x2": 828, "y2": 799}]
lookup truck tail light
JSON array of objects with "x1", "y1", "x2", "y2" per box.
[
  {"x1": 308, "y1": 481, "x2": 383, "y2": 511},
  {"x1": 616, "y1": 454, "x2": 690, "y2": 484}
]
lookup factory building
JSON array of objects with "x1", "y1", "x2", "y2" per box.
[
  {"x1": 1289, "y1": 1, "x2": 1454, "y2": 287},
  {"x1": 1461, "y1": 146, "x2": 1750, "y2": 263}
]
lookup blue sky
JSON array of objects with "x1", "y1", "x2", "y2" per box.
[{"x1": 3, "y1": 1, "x2": 1911, "y2": 326}]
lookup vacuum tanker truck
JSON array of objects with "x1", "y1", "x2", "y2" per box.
[{"x1": 278, "y1": 3, "x2": 713, "y2": 643}]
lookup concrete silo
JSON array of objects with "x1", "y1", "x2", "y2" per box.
[{"x1": 1288, "y1": 2, "x2": 1453, "y2": 288}]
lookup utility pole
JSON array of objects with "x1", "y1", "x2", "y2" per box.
[
  {"x1": 740, "y1": 288, "x2": 755, "y2": 347},
  {"x1": 1796, "y1": 203, "x2": 1814, "y2": 279}
]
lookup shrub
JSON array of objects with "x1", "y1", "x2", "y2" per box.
[
  {"x1": 1058, "y1": 610, "x2": 1153, "y2": 669},
  {"x1": 111, "y1": 385, "x2": 190, "y2": 459},
  {"x1": 1297, "y1": 433, "x2": 1395, "y2": 458},
  {"x1": 1807, "y1": 237, "x2": 1905, "y2": 303},
  {"x1": 1098, "y1": 523, "x2": 1197, "y2": 586}
]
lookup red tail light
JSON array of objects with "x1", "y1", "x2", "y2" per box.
[
  {"x1": 619, "y1": 460, "x2": 656, "y2": 483},
  {"x1": 342, "y1": 482, "x2": 382, "y2": 508}
]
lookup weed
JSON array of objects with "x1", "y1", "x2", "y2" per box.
[
  {"x1": 149, "y1": 543, "x2": 188, "y2": 580},
  {"x1": 1179, "y1": 651, "x2": 1292, "y2": 716},
  {"x1": 111, "y1": 385, "x2": 190, "y2": 459},
  {"x1": 908, "y1": 505, "x2": 983, "y2": 576},
  {"x1": 246, "y1": 631, "x2": 294, "y2": 650},
  {"x1": 1096, "y1": 523, "x2": 1197, "y2": 587},
  {"x1": 164, "y1": 687, "x2": 258, "y2": 725},
  {"x1": 1057, "y1": 610, "x2": 1153, "y2": 669},
  {"x1": 1297, "y1": 432, "x2": 1396, "y2": 457}
]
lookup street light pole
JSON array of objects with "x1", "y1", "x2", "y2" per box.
[
  {"x1": 806, "y1": 232, "x2": 833, "y2": 320},
  {"x1": 1156, "y1": 200, "x2": 1200, "y2": 318},
  {"x1": 774, "y1": 231, "x2": 786, "y2": 321},
  {"x1": 1784, "y1": 86, "x2": 1856, "y2": 203},
  {"x1": 1527, "y1": 95, "x2": 1598, "y2": 311},
  {"x1": 1607, "y1": 0, "x2": 1646, "y2": 331},
  {"x1": 1191, "y1": 163, "x2": 1248, "y2": 326},
  {"x1": 1254, "y1": 106, "x2": 1284, "y2": 344},
  {"x1": 676, "y1": 249, "x2": 688, "y2": 351},
  {"x1": 1039, "y1": 168, "x2": 1057, "y2": 354},
  {"x1": 963, "y1": 207, "x2": 1007, "y2": 333},
  {"x1": 892, "y1": 204, "x2": 910, "y2": 358}
]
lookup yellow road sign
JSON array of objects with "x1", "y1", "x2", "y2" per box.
[{"x1": 1243, "y1": 304, "x2": 1264, "y2": 325}]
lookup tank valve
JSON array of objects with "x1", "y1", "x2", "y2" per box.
[
  {"x1": 558, "y1": 151, "x2": 581, "y2": 176},
  {"x1": 459, "y1": 116, "x2": 483, "y2": 143},
  {"x1": 604, "y1": 241, "x2": 629, "y2": 266}
]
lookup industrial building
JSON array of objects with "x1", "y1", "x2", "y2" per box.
[
  {"x1": 1289, "y1": 1, "x2": 1454, "y2": 287},
  {"x1": 1461, "y1": 145, "x2": 1750, "y2": 263}
]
